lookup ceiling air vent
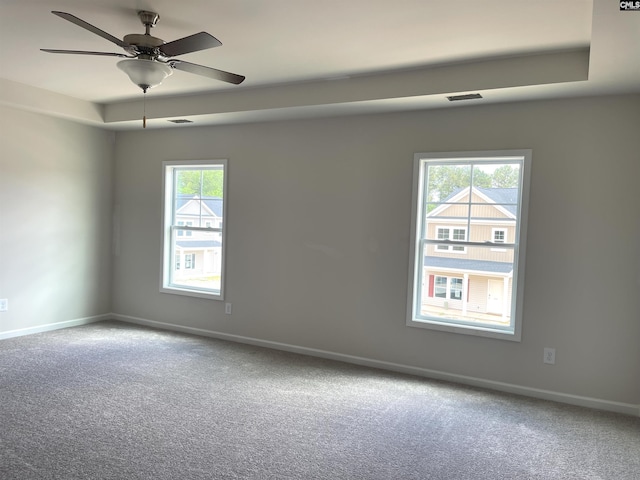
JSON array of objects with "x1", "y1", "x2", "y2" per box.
[
  {"x1": 447, "y1": 93, "x2": 483, "y2": 102},
  {"x1": 168, "y1": 119, "x2": 193, "y2": 124}
]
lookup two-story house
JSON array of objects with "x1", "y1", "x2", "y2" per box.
[
  {"x1": 173, "y1": 194, "x2": 223, "y2": 286},
  {"x1": 421, "y1": 187, "x2": 517, "y2": 326}
]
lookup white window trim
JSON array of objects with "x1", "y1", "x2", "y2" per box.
[
  {"x1": 160, "y1": 159, "x2": 228, "y2": 301},
  {"x1": 406, "y1": 149, "x2": 531, "y2": 341}
]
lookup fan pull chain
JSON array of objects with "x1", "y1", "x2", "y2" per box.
[{"x1": 143, "y1": 90, "x2": 147, "y2": 128}]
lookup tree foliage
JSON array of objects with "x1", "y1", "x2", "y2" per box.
[
  {"x1": 491, "y1": 165, "x2": 519, "y2": 188},
  {"x1": 427, "y1": 164, "x2": 519, "y2": 204},
  {"x1": 177, "y1": 169, "x2": 224, "y2": 197}
]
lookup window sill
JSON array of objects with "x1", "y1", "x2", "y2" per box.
[
  {"x1": 160, "y1": 285, "x2": 223, "y2": 301},
  {"x1": 407, "y1": 317, "x2": 521, "y2": 342}
]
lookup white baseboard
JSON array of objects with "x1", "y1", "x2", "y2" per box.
[
  {"x1": 112, "y1": 313, "x2": 640, "y2": 418},
  {"x1": 0, "y1": 313, "x2": 110, "y2": 340}
]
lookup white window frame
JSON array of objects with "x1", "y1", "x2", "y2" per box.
[
  {"x1": 184, "y1": 253, "x2": 196, "y2": 269},
  {"x1": 435, "y1": 226, "x2": 468, "y2": 253},
  {"x1": 491, "y1": 228, "x2": 507, "y2": 252},
  {"x1": 433, "y1": 276, "x2": 463, "y2": 301},
  {"x1": 406, "y1": 150, "x2": 531, "y2": 341},
  {"x1": 434, "y1": 276, "x2": 448, "y2": 298},
  {"x1": 449, "y1": 277, "x2": 463, "y2": 301},
  {"x1": 435, "y1": 227, "x2": 450, "y2": 250},
  {"x1": 161, "y1": 159, "x2": 228, "y2": 301}
]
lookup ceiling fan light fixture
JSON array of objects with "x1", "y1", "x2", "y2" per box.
[{"x1": 117, "y1": 59, "x2": 173, "y2": 92}]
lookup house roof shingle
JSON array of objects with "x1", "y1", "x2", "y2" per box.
[
  {"x1": 177, "y1": 195, "x2": 223, "y2": 218},
  {"x1": 475, "y1": 187, "x2": 518, "y2": 216},
  {"x1": 425, "y1": 256, "x2": 513, "y2": 274},
  {"x1": 176, "y1": 240, "x2": 222, "y2": 249}
]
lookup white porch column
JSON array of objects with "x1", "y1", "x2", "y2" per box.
[
  {"x1": 462, "y1": 273, "x2": 469, "y2": 315},
  {"x1": 502, "y1": 276, "x2": 509, "y2": 320}
]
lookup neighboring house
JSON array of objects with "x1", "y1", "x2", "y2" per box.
[
  {"x1": 174, "y1": 195, "x2": 223, "y2": 282},
  {"x1": 422, "y1": 187, "x2": 517, "y2": 324}
]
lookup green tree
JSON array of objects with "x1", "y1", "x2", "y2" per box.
[
  {"x1": 491, "y1": 165, "x2": 519, "y2": 188},
  {"x1": 427, "y1": 165, "x2": 470, "y2": 203},
  {"x1": 473, "y1": 170, "x2": 492, "y2": 189},
  {"x1": 427, "y1": 165, "x2": 492, "y2": 203},
  {"x1": 177, "y1": 169, "x2": 224, "y2": 197}
]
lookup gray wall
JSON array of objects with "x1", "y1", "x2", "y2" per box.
[
  {"x1": 112, "y1": 94, "x2": 640, "y2": 406},
  {"x1": 0, "y1": 105, "x2": 114, "y2": 333}
]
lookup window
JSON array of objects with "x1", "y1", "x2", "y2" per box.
[
  {"x1": 432, "y1": 276, "x2": 463, "y2": 300},
  {"x1": 436, "y1": 228, "x2": 449, "y2": 250},
  {"x1": 491, "y1": 228, "x2": 507, "y2": 252},
  {"x1": 436, "y1": 227, "x2": 467, "y2": 252},
  {"x1": 450, "y1": 278, "x2": 463, "y2": 300},
  {"x1": 161, "y1": 160, "x2": 227, "y2": 300},
  {"x1": 434, "y1": 276, "x2": 447, "y2": 298},
  {"x1": 407, "y1": 150, "x2": 531, "y2": 340},
  {"x1": 184, "y1": 253, "x2": 195, "y2": 269},
  {"x1": 452, "y1": 228, "x2": 466, "y2": 252}
]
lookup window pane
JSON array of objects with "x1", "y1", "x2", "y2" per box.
[
  {"x1": 174, "y1": 168, "x2": 225, "y2": 227},
  {"x1": 451, "y1": 229, "x2": 466, "y2": 252},
  {"x1": 450, "y1": 278, "x2": 463, "y2": 300},
  {"x1": 434, "y1": 276, "x2": 447, "y2": 298},
  {"x1": 473, "y1": 163, "x2": 520, "y2": 189},
  {"x1": 420, "y1": 162, "x2": 520, "y2": 326},
  {"x1": 171, "y1": 230, "x2": 223, "y2": 292},
  {"x1": 420, "y1": 253, "x2": 513, "y2": 326},
  {"x1": 427, "y1": 165, "x2": 471, "y2": 204},
  {"x1": 435, "y1": 227, "x2": 449, "y2": 251}
]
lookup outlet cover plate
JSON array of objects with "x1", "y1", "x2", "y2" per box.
[{"x1": 543, "y1": 347, "x2": 556, "y2": 364}]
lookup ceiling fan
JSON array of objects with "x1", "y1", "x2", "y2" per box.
[{"x1": 41, "y1": 10, "x2": 245, "y2": 93}]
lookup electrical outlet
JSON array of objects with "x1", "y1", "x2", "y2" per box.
[
  {"x1": 543, "y1": 347, "x2": 556, "y2": 365},
  {"x1": 225, "y1": 303, "x2": 232, "y2": 315},
  {"x1": 0, "y1": 299, "x2": 7, "y2": 312}
]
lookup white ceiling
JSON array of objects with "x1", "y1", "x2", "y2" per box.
[{"x1": 0, "y1": 0, "x2": 638, "y2": 129}]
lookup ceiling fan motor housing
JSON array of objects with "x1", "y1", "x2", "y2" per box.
[
  {"x1": 123, "y1": 11, "x2": 163, "y2": 58},
  {"x1": 123, "y1": 33, "x2": 165, "y2": 58}
]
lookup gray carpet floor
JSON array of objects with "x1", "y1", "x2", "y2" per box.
[{"x1": 0, "y1": 321, "x2": 638, "y2": 479}]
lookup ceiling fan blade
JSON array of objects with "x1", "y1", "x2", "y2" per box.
[
  {"x1": 51, "y1": 11, "x2": 129, "y2": 49},
  {"x1": 160, "y1": 32, "x2": 222, "y2": 57},
  {"x1": 41, "y1": 49, "x2": 129, "y2": 58},
  {"x1": 171, "y1": 60, "x2": 245, "y2": 85}
]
